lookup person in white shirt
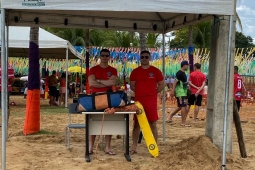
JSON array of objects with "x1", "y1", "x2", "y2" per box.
[{"x1": 126, "y1": 82, "x2": 131, "y2": 102}]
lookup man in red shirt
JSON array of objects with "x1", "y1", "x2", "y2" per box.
[
  {"x1": 129, "y1": 50, "x2": 165, "y2": 154},
  {"x1": 186, "y1": 63, "x2": 206, "y2": 122},
  {"x1": 88, "y1": 49, "x2": 118, "y2": 155},
  {"x1": 0, "y1": 64, "x2": 15, "y2": 127},
  {"x1": 234, "y1": 66, "x2": 242, "y2": 111}
]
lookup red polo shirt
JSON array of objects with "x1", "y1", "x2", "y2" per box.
[
  {"x1": 130, "y1": 66, "x2": 164, "y2": 122},
  {"x1": 89, "y1": 65, "x2": 117, "y2": 93},
  {"x1": 189, "y1": 71, "x2": 206, "y2": 95}
]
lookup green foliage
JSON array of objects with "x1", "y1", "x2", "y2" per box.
[
  {"x1": 235, "y1": 31, "x2": 255, "y2": 48},
  {"x1": 170, "y1": 21, "x2": 254, "y2": 49},
  {"x1": 146, "y1": 33, "x2": 161, "y2": 48},
  {"x1": 170, "y1": 21, "x2": 211, "y2": 48}
]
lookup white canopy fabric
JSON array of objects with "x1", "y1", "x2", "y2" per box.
[
  {"x1": 2, "y1": 0, "x2": 235, "y2": 33},
  {"x1": 0, "y1": 26, "x2": 83, "y2": 59}
]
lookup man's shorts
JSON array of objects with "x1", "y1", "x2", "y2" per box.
[
  {"x1": 235, "y1": 100, "x2": 241, "y2": 111},
  {"x1": 188, "y1": 94, "x2": 202, "y2": 106},
  {"x1": 176, "y1": 96, "x2": 187, "y2": 107},
  {"x1": 49, "y1": 86, "x2": 57, "y2": 96},
  {"x1": 0, "y1": 92, "x2": 10, "y2": 109}
]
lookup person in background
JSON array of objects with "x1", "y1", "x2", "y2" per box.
[
  {"x1": 59, "y1": 72, "x2": 66, "y2": 106},
  {"x1": 24, "y1": 80, "x2": 28, "y2": 99},
  {"x1": 203, "y1": 81, "x2": 208, "y2": 106},
  {"x1": 234, "y1": 66, "x2": 243, "y2": 111},
  {"x1": 126, "y1": 82, "x2": 131, "y2": 103},
  {"x1": 166, "y1": 61, "x2": 190, "y2": 127},
  {"x1": 48, "y1": 70, "x2": 58, "y2": 106},
  {"x1": 186, "y1": 63, "x2": 206, "y2": 123},
  {"x1": 0, "y1": 64, "x2": 15, "y2": 127}
]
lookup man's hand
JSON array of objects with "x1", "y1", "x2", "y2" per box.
[{"x1": 195, "y1": 91, "x2": 199, "y2": 97}]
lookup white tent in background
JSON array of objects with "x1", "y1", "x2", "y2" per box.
[{"x1": 0, "y1": 26, "x2": 82, "y2": 59}]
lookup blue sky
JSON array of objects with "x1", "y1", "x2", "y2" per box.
[{"x1": 236, "y1": 0, "x2": 255, "y2": 43}]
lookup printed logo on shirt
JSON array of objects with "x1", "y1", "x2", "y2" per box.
[
  {"x1": 107, "y1": 72, "x2": 112, "y2": 77},
  {"x1": 149, "y1": 72, "x2": 154, "y2": 78}
]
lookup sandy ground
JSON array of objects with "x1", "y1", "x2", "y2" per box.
[{"x1": 0, "y1": 95, "x2": 255, "y2": 170}]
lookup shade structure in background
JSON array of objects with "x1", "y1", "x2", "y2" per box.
[{"x1": 68, "y1": 66, "x2": 86, "y2": 73}]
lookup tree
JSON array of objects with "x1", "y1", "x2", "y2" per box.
[
  {"x1": 146, "y1": 33, "x2": 161, "y2": 48},
  {"x1": 235, "y1": 31, "x2": 255, "y2": 48},
  {"x1": 103, "y1": 31, "x2": 139, "y2": 47},
  {"x1": 139, "y1": 32, "x2": 146, "y2": 50},
  {"x1": 44, "y1": 28, "x2": 86, "y2": 46}
]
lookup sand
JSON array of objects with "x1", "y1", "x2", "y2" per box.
[{"x1": 0, "y1": 96, "x2": 255, "y2": 170}]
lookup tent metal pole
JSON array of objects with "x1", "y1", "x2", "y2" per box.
[
  {"x1": 1, "y1": 8, "x2": 7, "y2": 170},
  {"x1": 65, "y1": 47, "x2": 68, "y2": 108},
  {"x1": 5, "y1": 21, "x2": 9, "y2": 141},
  {"x1": 162, "y1": 22, "x2": 166, "y2": 142},
  {"x1": 80, "y1": 59, "x2": 82, "y2": 93},
  {"x1": 221, "y1": 15, "x2": 234, "y2": 170}
]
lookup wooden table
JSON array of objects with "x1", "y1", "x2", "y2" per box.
[{"x1": 82, "y1": 111, "x2": 136, "y2": 162}]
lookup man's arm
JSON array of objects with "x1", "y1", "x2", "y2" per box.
[
  {"x1": 8, "y1": 77, "x2": 15, "y2": 85},
  {"x1": 173, "y1": 79, "x2": 178, "y2": 94},
  {"x1": 157, "y1": 80, "x2": 165, "y2": 93},
  {"x1": 100, "y1": 75, "x2": 118, "y2": 86},
  {"x1": 189, "y1": 81, "x2": 199, "y2": 89},
  {"x1": 196, "y1": 81, "x2": 206, "y2": 95},
  {"x1": 130, "y1": 81, "x2": 136, "y2": 92},
  {"x1": 88, "y1": 75, "x2": 106, "y2": 88}
]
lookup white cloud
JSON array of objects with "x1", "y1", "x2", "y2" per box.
[{"x1": 237, "y1": 5, "x2": 255, "y2": 15}]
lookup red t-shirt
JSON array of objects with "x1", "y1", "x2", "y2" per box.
[
  {"x1": 188, "y1": 71, "x2": 206, "y2": 95},
  {"x1": 89, "y1": 65, "x2": 117, "y2": 93},
  {"x1": 0, "y1": 65, "x2": 15, "y2": 92},
  {"x1": 130, "y1": 66, "x2": 164, "y2": 97},
  {"x1": 234, "y1": 73, "x2": 242, "y2": 101}
]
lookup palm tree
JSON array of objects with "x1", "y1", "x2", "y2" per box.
[
  {"x1": 139, "y1": 32, "x2": 146, "y2": 50},
  {"x1": 146, "y1": 33, "x2": 161, "y2": 48},
  {"x1": 45, "y1": 28, "x2": 86, "y2": 46},
  {"x1": 103, "y1": 31, "x2": 139, "y2": 47},
  {"x1": 23, "y1": 27, "x2": 40, "y2": 135}
]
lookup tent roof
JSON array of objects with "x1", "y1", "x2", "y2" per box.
[
  {"x1": 2, "y1": 0, "x2": 235, "y2": 33},
  {"x1": 0, "y1": 26, "x2": 83, "y2": 59}
]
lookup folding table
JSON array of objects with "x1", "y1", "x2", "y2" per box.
[{"x1": 82, "y1": 111, "x2": 136, "y2": 162}]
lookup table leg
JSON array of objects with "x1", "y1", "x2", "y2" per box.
[
  {"x1": 85, "y1": 114, "x2": 90, "y2": 162},
  {"x1": 124, "y1": 114, "x2": 131, "y2": 162}
]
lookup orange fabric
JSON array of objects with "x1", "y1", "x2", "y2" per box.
[
  {"x1": 95, "y1": 94, "x2": 108, "y2": 110},
  {"x1": 23, "y1": 89, "x2": 40, "y2": 135}
]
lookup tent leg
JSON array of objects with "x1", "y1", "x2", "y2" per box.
[
  {"x1": 65, "y1": 48, "x2": 68, "y2": 108},
  {"x1": 5, "y1": 20, "x2": 9, "y2": 141},
  {"x1": 162, "y1": 22, "x2": 166, "y2": 142},
  {"x1": 1, "y1": 8, "x2": 7, "y2": 170},
  {"x1": 221, "y1": 15, "x2": 234, "y2": 170}
]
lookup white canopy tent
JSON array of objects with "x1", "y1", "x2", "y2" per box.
[
  {"x1": 1, "y1": 0, "x2": 235, "y2": 169},
  {"x1": 0, "y1": 26, "x2": 82, "y2": 59}
]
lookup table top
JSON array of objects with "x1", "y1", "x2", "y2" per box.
[{"x1": 82, "y1": 111, "x2": 136, "y2": 115}]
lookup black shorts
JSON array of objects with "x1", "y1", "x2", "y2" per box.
[
  {"x1": 176, "y1": 96, "x2": 187, "y2": 107},
  {"x1": 188, "y1": 94, "x2": 202, "y2": 106},
  {"x1": 49, "y1": 86, "x2": 57, "y2": 96},
  {"x1": 0, "y1": 92, "x2": 10, "y2": 109},
  {"x1": 235, "y1": 100, "x2": 241, "y2": 111}
]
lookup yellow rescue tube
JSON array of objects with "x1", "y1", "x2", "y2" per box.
[{"x1": 135, "y1": 101, "x2": 159, "y2": 157}]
